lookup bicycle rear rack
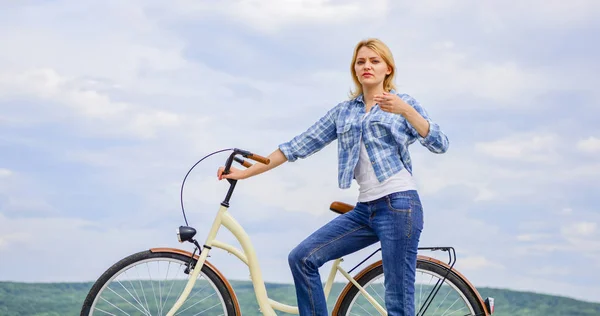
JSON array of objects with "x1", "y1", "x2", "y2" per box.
[{"x1": 347, "y1": 246, "x2": 457, "y2": 316}]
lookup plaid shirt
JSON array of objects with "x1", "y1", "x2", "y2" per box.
[{"x1": 278, "y1": 90, "x2": 449, "y2": 189}]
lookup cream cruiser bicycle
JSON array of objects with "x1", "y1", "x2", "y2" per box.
[{"x1": 81, "y1": 148, "x2": 495, "y2": 316}]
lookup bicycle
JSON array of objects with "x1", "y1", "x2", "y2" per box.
[{"x1": 80, "y1": 148, "x2": 495, "y2": 315}]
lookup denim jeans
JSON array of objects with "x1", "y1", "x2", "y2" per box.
[{"x1": 288, "y1": 190, "x2": 424, "y2": 316}]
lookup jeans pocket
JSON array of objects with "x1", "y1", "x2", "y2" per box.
[
  {"x1": 386, "y1": 195, "x2": 413, "y2": 237},
  {"x1": 386, "y1": 195, "x2": 412, "y2": 213}
]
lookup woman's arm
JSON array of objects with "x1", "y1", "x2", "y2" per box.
[
  {"x1": 375, "y1": 92, "x2": 449, "y2": 154},
  {"x1": 401, "y1": 106, "x2": 431, "y2": 138},
  {"x1": 218, "y1": 148, "x2": 287, "y2": 180}
]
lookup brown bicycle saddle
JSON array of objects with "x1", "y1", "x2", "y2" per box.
[{"x1": 329, "y1": 201, "x2": 354, "y2": 215}]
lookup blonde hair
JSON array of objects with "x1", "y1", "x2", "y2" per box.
[{"x1": 349, "y1": 38, "x2": 397, "y2": 99}]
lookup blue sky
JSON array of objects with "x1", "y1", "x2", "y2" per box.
[{"x1": 1, "y1": 0, "x2": 599, "y2": 303}]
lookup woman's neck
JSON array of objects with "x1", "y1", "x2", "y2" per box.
[{"x1": 362, "y1": 86, "x2": 385, "y2": 112}]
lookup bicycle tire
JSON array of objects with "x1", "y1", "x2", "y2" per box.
[
  {"x1": 334, "y1": 259, "x2": 487, "y2": 316},
  {"x1": 80, "y1": 250, "x2": 238, "y2": 315}
]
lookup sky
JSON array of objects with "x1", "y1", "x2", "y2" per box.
[{"x1": 1, "y1": 0, "x2": 599, "y2": 304}]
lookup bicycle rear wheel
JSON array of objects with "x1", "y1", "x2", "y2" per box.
[
  {"x1": 81, "y1": 250, "x2": 238, "y2": 315},
  {"x1": 334, "y1": 259, "x2": 486, "y2": 315}
]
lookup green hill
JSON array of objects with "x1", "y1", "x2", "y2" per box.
[{"x1": 0, "y1": 280, "x2": 598, "y2": 315}]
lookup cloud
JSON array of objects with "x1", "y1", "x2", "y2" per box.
[
  {"x1": 455, "y1": 255, "x2": 505, "y2": 271},
  {"x1": 516, "y1": 233, "x2": 552, "y2": 242},
  {"x1": 0, "y1": 212, "x2": 170, "y2": 282},
  {"x1": 0, "y1": 169, "x2": 11, "y2": 177},
  {"x1": 474, "y1": 133, "x2": 559, "y2": 163},
  {"x1": 0, "y1": 68, "x2": 183, "y2": 139},
  {"x1": 577, "y1": 136, "x2": 600, "y2": 153},
  {"x1": 411, "y1": 59, "x2": 550, "y2": 106},
  {"x1": 167, "y1": 0, "x2": 390, "y2": 32},
  {"x1": 563, "y1": 222, "x2": 597, "y2": 237},
  {"x1": 399, "y1": 1, "x2": 600, "y2": 30},
  {"x1": 0, "y1": 170, "x2": 55, "y2": 216}
]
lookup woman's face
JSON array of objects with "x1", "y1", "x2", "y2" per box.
[{"x1": 354, "y1": 46, "x2": 391, "y2": 89}]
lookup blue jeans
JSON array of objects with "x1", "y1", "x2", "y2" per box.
[{"x1": 288, "y1": 190, "x2": 424, "y2": 316}]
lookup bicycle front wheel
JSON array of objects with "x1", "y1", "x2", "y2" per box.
[
  {"x1": 81, "y1": 250, "x2": 238, "y2": 315},
  {"x1": 335, "y1": 259, "x2": 486, "y2": 316}
]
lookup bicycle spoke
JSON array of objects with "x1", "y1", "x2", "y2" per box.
[
  {"x1": 123, "y1": 271, "x2": 148, "y2": 315},
  {"x1": 191, "y1": 302, "x2": 223, "y2": 316},
  {"x1": 115, "y1": 279, "x2": 151, "y2": 315},
  {"x1": 418, "y1": 272, "x2": 434, "y2": 313},
  {"x1": 160, "y1": 261, "x2": 182, "y2": 313},
  {"x1": 135, "y1": 265, "x2": 152, "y2": 315},
  {"x1": 431, "y1": 286, "x2": 453, "y2": 315},
  {"x1": 93, "y1": 307, "x2": 118, "y2": 316},
  {"x1": 367, "y1": 283, "x2": 385, "y2": 303},
  {"x1": 99, "y1": 295, "x2": 133, "y2": 316},
  {"x1": 355, "y1": 300, "x2": 375, "y2": 316},
  {"x1": 157, "y1": 260, "x2": 164, "y2": 316},
  {"x1": 104, "y1": 285, "x2": 149, "y2": 315},
  {"x1": 175, "y1": 292, "x2": 217, "y2": 315},
  {"x1": 146, "y1": 262, "x2": 160, "y2": 315},
  {"x1": 441, "y1": 304, "x2": 468, "y2": 316}
]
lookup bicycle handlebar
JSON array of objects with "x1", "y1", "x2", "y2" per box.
[
  {"x1": 246, "y1": 153, "x2": 270, "y2": 165},
  {"x1": 225, "y1": 148, "x2": 270, "y2": 175},
  {"x1": 233, "y1": 157, "x2": 253, "y2": 168}
]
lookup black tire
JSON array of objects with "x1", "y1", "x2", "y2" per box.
[
  {"x1": 80, "y1": 250, "x2": 238, "y2": 315},
  {"x1": 335, "y1": 259, "x2": 486, "y2": 316}
]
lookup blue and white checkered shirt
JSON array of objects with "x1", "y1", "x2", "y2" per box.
[{"x1": 278, "y1": 90, "x2": 449, "y2": 189}]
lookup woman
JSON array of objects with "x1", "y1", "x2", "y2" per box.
[{"x1": 218, "y1": 38, "x2": 449, "y2": 316}]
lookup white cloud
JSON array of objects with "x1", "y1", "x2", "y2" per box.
[
  {"x1": 392, "y1": 47, "x2": 551, "y2": 108},
  {"x1": 0, "y1": 231, "x2": 31, "y2": 250},
  {"x1": 169, "y1": 0, "x2": 390, "y2": 32},
  {"x1": 514, "y1": 220, "x2": 600, "y2": 261},
  {"x1": 0, "y1": 212, "x2": 171, "y2": 282},
  {"x1": 529, "y1": 266, "x2": 571, "y2": 277},
  {"x1": 0, "y1": 168, "x2": 11, "y2": 177},
  {"x1": 400, "y1": 1, "x2": 600, "y2": 30},
  {"x1": 559, "y1": 208, "x2": 573, "y2": 215},
  {"x1": 562, "y1": 222, "x2": 597, "y2": 237},
  {"x1": 0, "y1": 170, "x2": 55, "y2": 215},
  {"x1": 0, "y1": 2, "x2": 183, "y2": 80},
  {"x1": 487, "y1": 1, "x2": 600, "y2": 29},
  {"x1": 577, "y1": 136, "x2": 600, "y2": 153},
  {"x1": 0, "y1": 68, "x2": 183, "y2": 139},
  {"x1": 515, "y1": 243, "x2": 569, "y2": 256},
  {"x1": 517, "y1": 233, "x2": 552, "y2": 242},
  {"x1": 475, "y1": 133, "x2": 559, "y2": 163},
  {"x1": 455, "y1": 255, "x2": 505, "y2": 271}
]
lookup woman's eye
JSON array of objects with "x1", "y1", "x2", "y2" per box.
[{"x1": 357, "y1": 61, "x2": 364, "y2": 64}]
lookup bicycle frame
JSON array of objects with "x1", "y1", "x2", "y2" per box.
[{"x1": 166, "y1": 203, "x2": 387, "y2": 316}]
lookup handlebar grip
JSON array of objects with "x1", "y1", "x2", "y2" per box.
[
  {"x1": 247, "y1": 153, "x2": 270, "y2": 165},
  {"x1": 233, "y1": 157, "x2": 253, "y2": 168}
]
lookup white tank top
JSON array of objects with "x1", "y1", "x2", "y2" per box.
[{"x1": 354, "y1": 112, "x2": 417, "y2": 202}]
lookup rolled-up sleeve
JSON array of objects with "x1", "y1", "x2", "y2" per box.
[
  {"x1": 278, "y1": 104, "x2": 341, "y2": 162},
  {"x1": 402, "y1": 95, "x2": 449, "y2": 154}
]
